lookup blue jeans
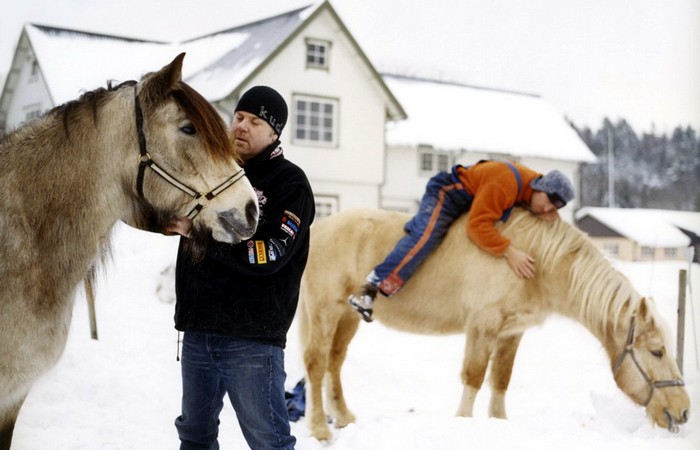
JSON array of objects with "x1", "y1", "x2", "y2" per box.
[
  {"x1": 175, "y1": 332, "x2": 295, "y2": 450},
  {"x1": 372, "y1": 171, "x2": 472, "y2": 295}
]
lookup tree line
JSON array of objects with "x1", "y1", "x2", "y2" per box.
[{"x1": 574, "y1": 119, "x2": 699, "y2": 212}]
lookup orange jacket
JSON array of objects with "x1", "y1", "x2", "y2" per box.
[{"x1": 454, "y1": 161, "x2": 541, "y2": 256}]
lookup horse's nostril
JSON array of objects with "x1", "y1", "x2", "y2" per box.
[
  {"x1": 682, "y1": 409, "x2": 690, "y2": 423},
  {"x1": 246, "y1": 199, "x2": 259, "y2": 224}
]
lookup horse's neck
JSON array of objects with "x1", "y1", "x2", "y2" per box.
[{"x1": 7, "y1": 107, "x2": 133, "y2": 298}]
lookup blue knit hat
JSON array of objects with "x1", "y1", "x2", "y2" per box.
[
  {"x1": 530, "y1": 170, "x2": 575, "y2": 207},
  {"x1": 235, "y1": 86, "x2": 288, "y2": 136}
]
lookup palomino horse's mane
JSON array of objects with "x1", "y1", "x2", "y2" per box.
[
  {"x1": 500, "y1": 210, "x2": 641, "y2": 336},
  {"x1": 49, "y1": 78, "x2": 236, "y2": 163}
]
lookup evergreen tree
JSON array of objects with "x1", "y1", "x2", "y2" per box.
[{"x1": 574, "y1": 120, "x2": 699, "y2": 212}]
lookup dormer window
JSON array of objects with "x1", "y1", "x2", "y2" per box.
[
  {"x1": 29, "y1": 59, "x2": 39, "y2": 83},
  {"x1": 306, "y1": 38, "x2": 330, "y2": 70}
]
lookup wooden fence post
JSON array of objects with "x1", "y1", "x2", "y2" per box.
[
  {"x1": 86, "y1": 269, "x2": 99, "y2": 341},
  {"x1": 677, "y1": 269, "x2": 687, "y2": 375}
]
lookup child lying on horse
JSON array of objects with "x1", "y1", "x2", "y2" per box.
[{"x1": 348, "y1": 159, "x2": 575, "y2": 322}]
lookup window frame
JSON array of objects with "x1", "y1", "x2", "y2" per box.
[
  {"x1": 292, "y1": 94, "x2": 339, "y2": 148},
  {"x1": 305, "y1": 38, "x2": 331, "y2": 70},
  {"x1": 314, "y1": 194, "x2": 339, "y2": 219},
  {"x1": 417, "y1": 146, "x2": 454, "y2": 177}
]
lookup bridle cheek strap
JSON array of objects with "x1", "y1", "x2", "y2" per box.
[
  {"x1": 133, "y1": 85, "x2": 245, "y2": 220},
  {"x1": 613, "y1": 316, "x2": 685, "y2": 407}
]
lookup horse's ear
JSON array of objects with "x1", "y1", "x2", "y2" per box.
[
  {"x1": 162, "y1": 53, "x2": 185, "y2": 89},
  {"x1": 639, "y1": 297, "x2": 649, "y2": 321},
  {"x1": 141, "y1": 53, "x2": 186, "y2": 102}
]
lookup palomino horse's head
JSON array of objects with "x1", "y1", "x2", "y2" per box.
[
  {"x1": 124, "y1": 53, "x2": 258, "y2": 243},
  {"x1": 611, "y1": 297, "x2": 689, "y2": 432}
]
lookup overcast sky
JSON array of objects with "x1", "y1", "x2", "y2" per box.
[{"x1": 1, "y1": 0, "x2": 698, "y2": 133}]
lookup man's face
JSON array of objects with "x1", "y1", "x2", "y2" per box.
[
  {"x1": 231, "y1": 110, "x2": 278, "y2": 162},
  {"x1": 529, "y1": 190, "x2": 561, "y2": 222}
]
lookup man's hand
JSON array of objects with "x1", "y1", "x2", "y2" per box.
[
  {"x1": 504, "y1": 245, "x2": 535, "y2": 279},
  {"x1": 164, "y1": 217, "x2": 193, "y2": 238},
  {"x1": 536, "y1": 209, "x2": 560, "y2": 222}
]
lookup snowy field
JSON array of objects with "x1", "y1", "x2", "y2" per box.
[{"x1": 12, "y1": 222, "x2": 700, "y2": 449}]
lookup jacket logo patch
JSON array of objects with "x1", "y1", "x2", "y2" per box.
[
  {"x1": 281, "y1": 211, "x2": 301, "y2": 238},
  {"x1": 255, "y1": 240, "x2": 267, "y2": 264},
  {"x1": 247, "y1": 241, "x2": 256, "y2": 263}
]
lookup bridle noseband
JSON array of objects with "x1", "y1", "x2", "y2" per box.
[
  {"x1": 612, "y1": 315, "x2": 685, "y2": 407},
  {"x1": 133, "y1": 85, "x2": 245, "y2": 220}
]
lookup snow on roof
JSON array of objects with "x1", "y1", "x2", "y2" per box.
[
  {"x1": 184, "y1": 5, "x2": 315, "y2": 100},
  {"x1": 575, "y1": 206, "x2": 700, "y2": 247},
  {"x1": 26, "y1": 4, "x2": 316, "y2": 104},
  {"x1": 384, "y1": 75, "x2": 597, "y2": 163},
  {"x1": 28, "y1": 25, "x2": 173, "y2": 104}
]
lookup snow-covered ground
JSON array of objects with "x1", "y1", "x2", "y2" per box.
[{"x1": 11, "y1": 223, "x2": 700, "y2": 449}]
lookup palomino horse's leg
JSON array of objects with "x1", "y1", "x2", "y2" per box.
[
  {"x1": 488, "y1": 333, "x2": 523, "y2": 419},
  {"x1": 0, "y1": 396, "x2": 26, "y2": 450},
  {"x1": 456, "y1": 327, "x2": 496, "y2": 417},
  {"x1": 325, "y1": 310, "x2": 360, "y2": 428},
  {"x1": 303, "y1": 300, "x2": 347, "y2": 441}
]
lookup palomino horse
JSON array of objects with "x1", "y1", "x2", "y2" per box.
[
  {"x1": 0, "y1": 53, "x2": 258, "y2": 449},
  {"x1": 299, "y1": 208, "x2": 690, "y2": 440}
]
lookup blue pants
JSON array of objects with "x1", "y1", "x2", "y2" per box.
[
  {"x1": 372, "y1": 171, "x2": 472, "y2": 295},
  {"x1": 175, "y1": 332, "x2": 295, "y2": 450}
]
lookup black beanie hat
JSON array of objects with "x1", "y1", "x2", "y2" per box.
[{"x1": 235, "y1": 86, "x2": 288, "y2": 136}]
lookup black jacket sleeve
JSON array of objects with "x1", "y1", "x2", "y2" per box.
[{"x1": 207, "y1": 178, "x2": 314, "y2": 277}]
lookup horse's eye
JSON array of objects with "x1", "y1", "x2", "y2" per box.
[
  {"x1": 180, "y1": 125, "x2": 196, "y2": 135},
  {"x1": 651, "y1": 349, "x2": 664, "y2": 359}
]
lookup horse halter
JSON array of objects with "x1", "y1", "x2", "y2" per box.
[
  {"x1": 612, "y1": 315, "x2": 685, "y2": 407},
  {"x1": 133, "y1": 85, "x2": 245, "y2": 220}
]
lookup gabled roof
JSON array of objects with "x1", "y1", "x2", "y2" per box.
[
  {"x1": 384, "y1": 74, "x2": 596, "y2": 163},
  {"x1": 575, "y1": 206, "x2": 700, "y2": 247},
  {"x1": 2, "y1": 1, "x2": 404, "y2": 120},
  {"x1": 182, "y1": 5, "x2": 314, "y2": 101}
]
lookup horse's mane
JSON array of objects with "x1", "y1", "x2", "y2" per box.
[
  {"x1": 500, "y1": 210, "x2": 641, "y2": 336},
  {"x1": 47, "y1": 78, "x2": 236, "y2": 164}
]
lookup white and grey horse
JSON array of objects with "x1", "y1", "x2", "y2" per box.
[{"x1": 0, "y1": 53, "x2": 258, "y2": 449}]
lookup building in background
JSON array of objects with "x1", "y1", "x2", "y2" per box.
[
  {"x1": 381, "y1": 75, "x2": 597, "y2": 222},
  {"x1": 575, "y1": 207, "x2": 700, "y2": 262}
]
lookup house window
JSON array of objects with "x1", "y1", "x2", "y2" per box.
[
  {"x1": 664, "y1": 247, "x2": 677, "y2": 258},
  {"x1": 603, "y1": 243, "x2": 619, "y2": 258},
  {"x1": 306, "y1": 39, "x2": 330, "y2": 69},
  {"x1": 29, "y1": 59, "x2": 39, "y2": 83},
  {"x1": 23, "y1": 103, "x2": 42, "y2": 122},
  {"x1": 418, "y1": 147, "x2": 453, "y2": 176},
  {"x1": 314, "y1": 195, "x2": 338, "y2": 219},
  {"x1": 641, "y1": 246, "x2": 655, "y2": 259},
  {"x1": 294, "y1": 95, "x2": 338, "y2": 147}
]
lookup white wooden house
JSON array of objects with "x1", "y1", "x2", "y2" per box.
[
  {"x1": 1, "y1": 1, "x2": 595, "y2": 222},
  {"x1": 381, "y1": 75, "x2": 597, "y2": 223}
]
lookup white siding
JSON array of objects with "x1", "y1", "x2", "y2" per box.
[
  {"x1": 230, "y1": 9, "x2": 388, "y2": 212},
  {"x1": 4, "y1": 40, "x2": 53, "y2": 130}
]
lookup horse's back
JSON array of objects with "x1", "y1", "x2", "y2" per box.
[
  {"x1": 302, "y1": 208, "x2": 538, "y2": 335},
  {"x1": 307, "y1": 208, "x2": 409, "y2": 276}
]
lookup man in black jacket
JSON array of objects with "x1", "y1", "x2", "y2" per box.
[{"x1": 174, "y1": 86, "x2": 314, "y2": 450}]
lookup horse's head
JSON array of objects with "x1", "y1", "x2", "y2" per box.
[
  {"x1": 611, "y1": 297, "x2": 690, "y2": 432},
  {"x1": 124, "y1": 53, "x2": 258, "y2": 244}
]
